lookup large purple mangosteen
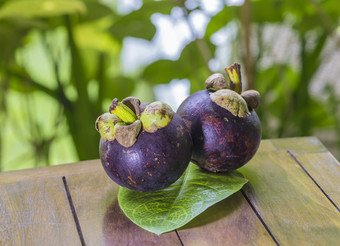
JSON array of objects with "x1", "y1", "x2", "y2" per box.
[
  {"x1": 96, "y1": 97, "x2": 192, "y2": 192},
  {"x1": 177, "y1": 63, "x2": 261, "y2": 172}
]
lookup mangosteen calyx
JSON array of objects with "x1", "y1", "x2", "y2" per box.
[
  {"x1": 109, "y1": 98, "x2": 138, "y2": 124},
  {"x1": 241, "y1": 90, "x2": 260, "y2": 109},
  {"x1": 210, "y1": 89, "x2": 250, "y2": 118},
  {"x1": 96, "y1": 97, "x2": 141, "y2": 147},
  {"x1": 113, "y1": 120, "x2": 142, "y2": 148},
  {"x1": 95, "y1": 113, "x2": 122, "y2": 142},
  {"x1": 96, "y1": 97, "x2": 175, "y2": 148},
  {"x1": 140, "y1": 101, "x2": 174, "y2": 133},
  {"x1": 205, "y1": 63, "x2": 260, "y2": 115},
  {"x1": 205, "y1": 73, "x2": 229, "y2": 91},
  {"x1": 122, "y1": 96, "x2": 142, "y2": 117}
]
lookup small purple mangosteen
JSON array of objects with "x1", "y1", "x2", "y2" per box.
[
  {"x1": 177, "y1": 63, "x2": 261, "y2": 172},
  {"x1": 95, "y1": 97, "x2": 192, "y2": 192}
]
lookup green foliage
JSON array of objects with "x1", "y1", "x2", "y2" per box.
[
  {"x1": 142, "y1": 41, "x2": 215, "y2": 92},
  {"x1": 118, "y1": 163, "x2": 247, "y2": 235},
  {"x1": 0, "y1": 0, "x2": 86, "y2": 19},
  {"x1": 110, "y1": 1, "x2": 177, "y2": 41},
  {"x1": 0, "y1": 0, "x2": 339, "y2": 171}
]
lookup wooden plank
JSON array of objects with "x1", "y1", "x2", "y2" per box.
[
  {"x1": 0, "y1": 160, "x2": 100, "y2": 185},
  {"x1": 64, "y1": 166, "x2": 182, "y2": 246},
  {"x1": 0, "y1": 177, "x2": 81, "y2": 246},
  {"x1": 257, "y1": 139, "x2": 277, "y2": 152},
  {"x1": 177, "y1": 191, "x2": 277, "y2": 246},
  {"x1": 0, "y1": 137, "x2": 337, "y2": 245},
  {"x1": 270, "y1": 137, "x2": 327, "y2": 154},
  {"x1": 0, "y1": 137, "x2": 277, "y2": 185},
  {"x1": 294, "y1": 152, "x2": 340, "y2": 207},
  {"x1": 240, "y1": 150, "x2": 340, "y2": 245}
]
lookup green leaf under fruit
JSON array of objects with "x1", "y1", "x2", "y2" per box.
[{"x1": 118, "y1": 163, "x2": 248, "y2": 235}]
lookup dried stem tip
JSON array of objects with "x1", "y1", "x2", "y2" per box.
[
  {"x1": 225, "y1": 63, "x2": 242, "y2": 94},
  {"x1": 109, "y1": 98, "x2": 137, "y2": 124}
]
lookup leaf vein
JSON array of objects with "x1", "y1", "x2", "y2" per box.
[{"x1": 159, "y1": 166, "x2": 192, "y2": 228}]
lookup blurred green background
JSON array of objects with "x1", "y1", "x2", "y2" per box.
[{"x1": 0, "y1": 0, "x2": 339, "y2": 172}]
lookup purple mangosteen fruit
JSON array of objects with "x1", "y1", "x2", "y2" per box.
[
  {"x1": 95, "y1": 97, "x2": 192, "y2": 192},
  {"x1": 177, "y1": 63, "x2": 261, "y2": 172}
]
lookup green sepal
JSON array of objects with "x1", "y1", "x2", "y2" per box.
[
  {"x1": 95, "y1": 113, "x2": 122, "y2": 141},
  {"x1": 140, "y1": 101, "x2": 174, "y2": 133},
  {"x1": 210, "y1": 89, "x2": 250, "y2": 118}
]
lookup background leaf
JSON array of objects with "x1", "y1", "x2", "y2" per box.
[
  {"x1": 205, "y1": 5, "x2": 239, "y2": 38},
  {"x1": 0, "y1": 0, "x2": 86, "y2": 19},
  {"x1": 142, "y1": 41, "x2": 215, "y2": 92},
  {"x1": 118, "y1": 163, "x2": 248, "y2": 235},
  {"x1": 103, "y1": 76, "x2": 135, "y2": 100},
  {"x1": 251, "y1": 0, "x2": 283, "y2": 23},
  {"x1": 110, "y1": 1, "x2": 177, "y2": 41}
]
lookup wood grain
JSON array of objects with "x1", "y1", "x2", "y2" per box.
[
  {"x1": 270, "y1": 137, "x2": 327, "y2": 154},
  {"x1": 64, "y1": 167, "x2": 182, "y2": 246},
  {"x1": 240, "y1": 150, "x2": 340, "y2": 245},
  {"x1": 294, "y1": 152, "x2": 340, "y2": 207},
  {"x1": 0, "y1": 177, "x2": 80, "y2": 246},
  {"x1": 0, "y1": 160, "x2": 100, "y2": 185},
  {"x1": 177, "y1": 191, "x2": 277, "y2": 246},
  {"x1": 1, "y1": 137, "x2": 339, "y2": 245},
  {"x1": 257, "y1": 139, "x2": 277, "y2": 152}
]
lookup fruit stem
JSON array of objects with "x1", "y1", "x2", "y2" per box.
[
  {"x1": 109, "y1": 98, "x2": 137, "y2": 124},
  {"x1": 225, "y1": 63, "x2": 242, "y2": 94}
]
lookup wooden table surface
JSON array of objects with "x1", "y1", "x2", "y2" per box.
[{"x1": 0, "y1": 137, "x2": 339, "y2": 246}]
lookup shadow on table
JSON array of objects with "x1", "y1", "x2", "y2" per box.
[
  {"x1": 102, "y1": 190, "x2": 247, "y2": 245},
  {"x1": 102, "y1": 199, "x2": 179, "y2": 245},
  {"x1": 179, "y1": 191, "x2": 243, "y2": 230}
]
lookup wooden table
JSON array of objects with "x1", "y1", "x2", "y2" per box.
[{"x1": 1, "y1": 137, "x2": 339, "y2": 245}]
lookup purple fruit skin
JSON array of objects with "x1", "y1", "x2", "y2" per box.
[
  {"x1": 177, "y1": 90, "x2": 261, "y2": 172},
  {"x1": 99, "y1": 114, "x2": 192, "y2": 192}
]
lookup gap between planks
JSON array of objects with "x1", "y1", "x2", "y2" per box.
[
  {"x1": 175, "y1": 229, "x2": 185, "y2": 246},
  {"x1": 286, "y1": 150, "x2": 340, "y2": 213},
  {"x1": 240, "y1": 189, "x2": 280, "y2": 246},
  {"x1": 239, "y1": 148, "x2": 340, "y2": 246},
  {"x1": 62, "y1": 176, "x2": 86, "y2": 246},
  {"x1": 60, "y1": 144, "x2": 338, "y2": 246},
  {"x1": 61, "y1": 176, "x2": 185, "y2": 246}
]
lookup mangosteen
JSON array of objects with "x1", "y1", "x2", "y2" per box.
[
  {"x1": 95, "y1": 97, "x2": 192, "y2": 192},
  {"x1": 177, "y1": 63, "x2": 261, "y2": 172}
]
